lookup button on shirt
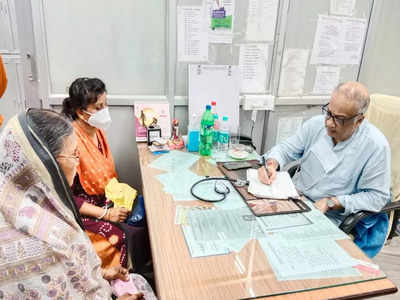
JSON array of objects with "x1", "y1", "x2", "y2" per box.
[{"x1": 266, "y1": 115, "x2": 391, "y2": 225}]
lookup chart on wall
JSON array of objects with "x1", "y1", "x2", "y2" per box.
[
  {"x1": 188, "y1": 64, "x2": 240, "y2": 133},
  {"x1": 277, "y1": 0, "x2": 372, "y2": 97},
  {"x1": 176, "y1": 0, "x2": 280, "y2": 95}
]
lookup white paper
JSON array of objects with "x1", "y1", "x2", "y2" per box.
[
  {"x1": 276, "y1": 116, "x2": 303, "y2": 144},
  {"x1": 310, "y1": 15, "x2": 366, "y2": 65},
  {"x1": 188, "y1": 64, "x2": 240, "y2": 133},
  {"x1": 246, "y1": 0, "x2": 279, "y2": 42},
  {"x1": 239, "y1": 44, "x2": 269, "y2": 93},
  {"x1": 330, "y1": 0, "x2": 356, "y2": 16},
  {"x1": 177, "y1": 6, "x2": 208, "y2": 62},
  {"x1": 205, "y1": 0, "x2": 235, "y2": 44},
  {"x1": 247, "y1": 170, "x2": 299, "y2": 199},
  {"x1": 278, "y1": 49, "x2": 309, "y2": 96},
  {"x1": 312, "y1": 66, "x2": 341, "y2": 94},
  {"x1": 342, "y1": 17, "x2": 367, "y2": 65},
  {"x1": 258, "y1": 236, "x2": 357, "y2": 277},
  {"x1": 310, "y1": 15, "x2": 343, "y2": 65}
]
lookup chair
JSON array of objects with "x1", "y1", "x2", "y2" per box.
[{"x1": 285, "y1": 94, "x2": 400, "y2": 239}]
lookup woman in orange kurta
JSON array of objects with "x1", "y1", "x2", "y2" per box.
[{"x1": 62, "y1": 78, "x2": 150, "y2": 271}]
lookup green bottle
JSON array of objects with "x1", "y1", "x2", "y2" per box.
[{"x1": 199, "y1": 105, "x2": 214, "y2": 156}]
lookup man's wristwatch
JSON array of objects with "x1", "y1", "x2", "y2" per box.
[{"x1": 327, "y1": 197, "x2": 336, "y2": 209}]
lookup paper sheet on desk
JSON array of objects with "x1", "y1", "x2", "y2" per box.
[
  {"x1": 149, "y1": 150, "x2": 199, "y2": 172},
  {"x1": 247, "y1": 169, "x2": 299, "y2": 199},
  {"x1": 258, "y1": 235, "x2": 357, "y2": 278},
  {"x1": 156, "y1": 169, "x2": 202, "y2": 201}
]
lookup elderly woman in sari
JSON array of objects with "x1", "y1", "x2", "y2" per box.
[
  {"x1": 61, "y1": 77, "x2": 150, "y2": 271},
  {"x1": 0, "y1": 109, "x2": 156, "y2": 299}
]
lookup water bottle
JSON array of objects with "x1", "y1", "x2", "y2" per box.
[
  {"x1": 187, "y1": 113, "x2": 200, "y2": 152},
  {"x1": 213, "y1": 114, "x2": 220, "y2": 148},
  {"x1": 218, "y1": 116, "x2": 230, "y2": 152},
  {"x1": 211, "y1": 100, "x2": 220, "y2": 149},
  {"x1": 199, "y1": 105, "x2": 214, "y2": 156}
]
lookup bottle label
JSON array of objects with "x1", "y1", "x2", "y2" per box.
[{"x1": 219, "y1": 132, "x2": 229, "y2": 144}]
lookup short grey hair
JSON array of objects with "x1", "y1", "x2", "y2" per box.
[
  {"x1": 333, "y1": 82, "x2": 370, "y2": 114},
  {"x1": 27, "y1": 109, "x2": 74, "y2": 157}
]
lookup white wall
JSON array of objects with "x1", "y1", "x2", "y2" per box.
[{"x1": 359, "y1": 0, "x2": 400, "y2": 96}]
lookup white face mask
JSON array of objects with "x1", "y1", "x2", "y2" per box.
[{"x1": 83, "y1": 107, "x2": 112, "y2": 130}]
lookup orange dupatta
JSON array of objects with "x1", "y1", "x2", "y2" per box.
[
  {"x1": 0, "y1": 54, "x2": 8, "y2": 126},
  {"x1": 73, "y1": 122, "x2": 117, "y2": 195}
]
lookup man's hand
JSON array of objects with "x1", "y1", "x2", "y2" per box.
[
  {"x1": 314, "y1": 198, "x2": 330, "y2": 214},
  {"x1": 314, "y1": 197, "x2": 341, "y2": 214},
  {"x1": 257, "y1": 159, "x2": 278, "y2": 185},
  {"x1": 117, "y1": 293, "x2": 144, "y2": 300},
  {"x1": 102, "y1": 265, "x2": 129, "y2": 281},
  {"x1": 106, "y1": 207, "x2": 129, "y2": 223}
]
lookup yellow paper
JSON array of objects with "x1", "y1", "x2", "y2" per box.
[{"x1": 105, "y1": 178, "x2": 137, "y2": 210}]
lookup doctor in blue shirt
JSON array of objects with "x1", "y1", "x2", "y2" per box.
[{"x1": 259, "y1": 81, "x2": 391, "y2": 257}]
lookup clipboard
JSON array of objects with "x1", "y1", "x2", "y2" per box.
[{"x1": 217, "y1": 160, "x2": 311, "y2": 217}]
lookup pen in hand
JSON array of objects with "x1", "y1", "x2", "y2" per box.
[{"x1": 262, "y1": 156, "x2": 271, "y2": 178}]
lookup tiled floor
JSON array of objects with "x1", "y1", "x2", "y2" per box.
[{"x1": 371, "y1": 237, "x2": 400, "y2": 299}]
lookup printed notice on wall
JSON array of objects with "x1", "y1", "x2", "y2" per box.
[
  {"x1": 312, "y1": 66, "x2": 341, "y2": 95},
  {"x1": 177, "y1": 6, "x2": 208, "y2": 62},
  {"x1": 330, "y1": 0, "x2": 356, "y2": 16},
  {"x1": 278, "y1": 49, "x2": 309, "y2": 96},
  {"x1": 246, "y1": 0, "x2": 279, "y2": 42},
  {"x1": 239, "y1": 44, "x2": 269, "y2": 93},
  {"x1": 310, "y1": 15, "x2": 366, "y2": 65},
  {"x1": 205, "y1": 0, "x2": 235, "y2": 44}
]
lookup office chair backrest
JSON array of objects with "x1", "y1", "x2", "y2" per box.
[{"x1": 366, "y1": 94, "x2": 400, "y2": 201}]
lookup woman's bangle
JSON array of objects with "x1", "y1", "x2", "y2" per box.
[{"x1": 98, "y1": 207, "x2": 108, "y2": 220}]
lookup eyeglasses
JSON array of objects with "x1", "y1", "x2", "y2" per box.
[
  {"x1": 321, "y1": 103, "x2": 362, "y2": 126},
  {"x1": 58, "y1": 148, "x2": 80, "y2": 160}
]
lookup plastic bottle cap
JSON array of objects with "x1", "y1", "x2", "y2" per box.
[
  {"x1": 211, "y1": 101, "x2": 216, "y2": 106},
  {"x1": 213, "y1": 114, "x2": 219, "y2": 119},
  {"x1": 206, "y1": 105, "x2": 211, "y2": 110},
  {"x1": 223, "y1": 116, "x2": 228, "y2": 121}
]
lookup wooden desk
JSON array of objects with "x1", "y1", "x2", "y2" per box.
[{"x1": 137, "y1": 144, "x2": 397, "y2": 300}]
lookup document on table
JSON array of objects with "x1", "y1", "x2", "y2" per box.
[
  {"x1": 275, "y1": 266, "x2": 360, "y2": 281},
  {"x1": 278, "y1": 49, "x2": 309, "y2": 96},
  {"x1": 277, "y1": 205, "x2": 350, "y2": 241},
  {"x1": 312, "y1": 66, "x2": 341, "y2": 95},
  {"x1": 149, "y1": 150, "x2": 199, "y2": 172},
  {"x1": 182, "y1": 207, "x2": 261, "y2": 257},
  {"x1": 247, "y1": 169, "x2": 299, "y2": 199},
  {"x1": 156, "y1": 169, "x2": 202, "y2": 201},
  {"x1": 177, "y1": 6, "x2": 208, "y2": 62},
  {"x1": 246, "y1": 0, "x2": 279, "y2": 42},
  {"x1": 239, "y1": 44, "x2": 269, "y2": 93},
  {"x1": 258, "y1": 235, "x2": 357, "y2": 277},
  {"x1": 182, "y1": 225, "x2": 229, "y2": 257}
]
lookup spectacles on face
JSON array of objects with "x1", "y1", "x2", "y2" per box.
[
  {"x1": 58, "y1": 148, "x2": 80, "y2": 160},
  {"x1": 321, "y1": 103, "x2": 362, "y2": 126}
]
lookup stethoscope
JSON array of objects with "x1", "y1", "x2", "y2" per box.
[{"x1": 190, "y1": 176, "x2": 248, "y2": 202}]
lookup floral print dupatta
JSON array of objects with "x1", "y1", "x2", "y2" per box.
[{"x1": 0, "y1": 113, "x2": 111, "y2": 299}]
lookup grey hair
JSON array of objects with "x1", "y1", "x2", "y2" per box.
[
  {"x1": 333, "y1": 82, "x2": 370, "y2": 114},
  {"x1": 27, "y1": 109, "x2": 74, "y2": 157}
]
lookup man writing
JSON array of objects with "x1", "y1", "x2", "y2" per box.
[{"x1": 259, "y1": 81, "x2": 391, "y2": 257}]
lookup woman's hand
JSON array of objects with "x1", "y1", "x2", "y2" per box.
[
  {"x1": 116, "y1": 293, "x2": 144, "y2": 300},
  {"x1": 105, "y1": 207, "x2": 129, "y2": 223},
  {"x1": 102, "y1": 265, "x2": 129, "y2": 281}
]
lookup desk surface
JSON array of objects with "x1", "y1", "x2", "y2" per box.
[{"x1": 137, "y1": 144, "x2": 397, "y2": 300}]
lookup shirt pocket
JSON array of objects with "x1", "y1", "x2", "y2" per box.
[{"x1": 298, "y1": 138, "x2": 339, "y2": 190}]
